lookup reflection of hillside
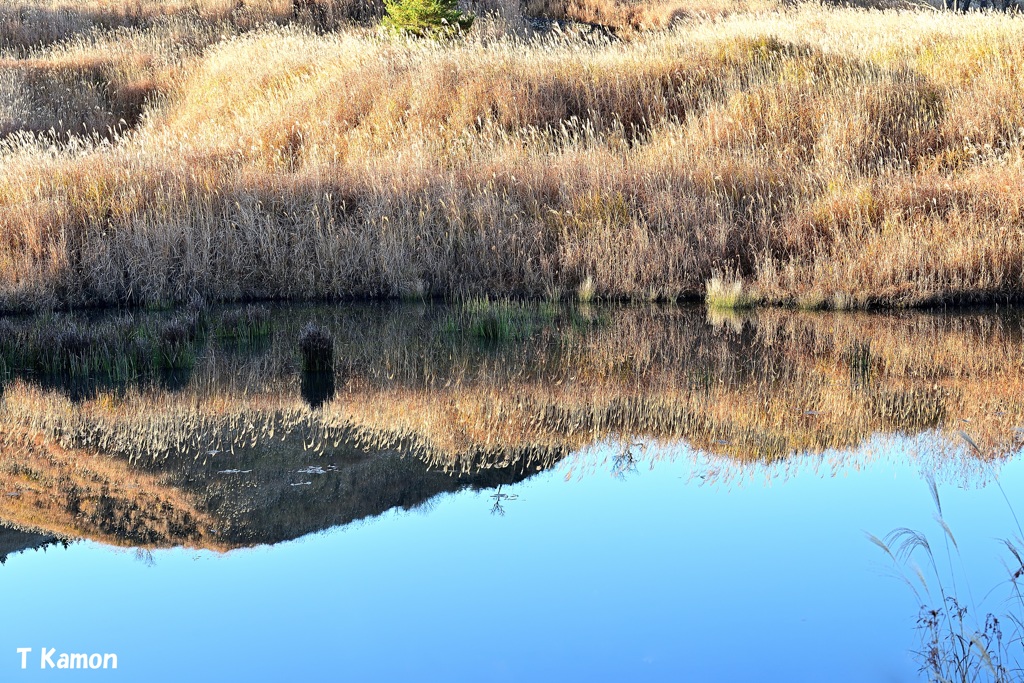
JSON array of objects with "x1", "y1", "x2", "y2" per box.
[
  {"x1": 0, "y1": 426, "x2": 558, "y2": 551},
  {"x1": 160, "y1": 435, "x2": 561, "y2": 548},
  {"x1": 1, "y1": 304, "x2": 1023, "y2": 551},
  {"x1": 0, "y1": 429, "x2": 222, "y2": 549},
  {"x1": 0, "y1": 524, "x2": 63, "y2": 564}
]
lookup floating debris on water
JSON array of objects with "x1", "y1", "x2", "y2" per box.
[{"x1": 296, "y1": 466, "x2": 337, "y2": 475}]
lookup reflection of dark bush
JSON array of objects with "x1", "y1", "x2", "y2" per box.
[
  {"x1": 299, "y1": 322, "x2": 334, "y2": 372},
  {"x1": 32, "y1": 374, "x2": 111, "y2": 403},
  {"x1": 190, "y1": 441, "x2": 557, "y2": 548},
  {"x1": 156, "y1": 368, "x2": 193, "y2": 394},
  {"x1": 301, "y1": 371, "x2": 336, "y2": 409},
  {"x1": 61, "y1": 482, "x2": 203, "y2": 546}
]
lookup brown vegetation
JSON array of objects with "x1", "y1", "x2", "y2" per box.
[{"x1": 1, "y1": 3, "x2": 1024, "y2": 311}]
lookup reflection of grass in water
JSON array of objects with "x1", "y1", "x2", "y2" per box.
[
  {"x1": 463, "y1": 297, "x2": 536, "y2": 342},
  {"x1": 868, "y1": 385, "x2": 948, "y2": 430},
  {"x1": 0, "y1": 422, "x2": 221, "y2": 550},
  {"x1": 0, "y1": 405, "x2": 565, "y2": 550},
  {"x1": 870, "y1": 458, "x2": 1024, "y2": 683},
  {"x1": 6, "y1": 305, "x2": 1024, "y2": 549},
  {"x1": 0, "y1": 304, "x2": 276, "y2": 384},
  {"x1": 212, "y1": 305, "x2": 272, "y2": 344},
  {"x1": 844, "y1": 339, "x2": 873, "y2": 388},
  {"x1": 4, "y1": 305, "x2": 1024, "y2": 472},
  {"x1": 441, "y1": 297, "x2": 605, "y2": 342},
  {"x1": 0, "y1": 309, "x2": 202, "y2": 381}
]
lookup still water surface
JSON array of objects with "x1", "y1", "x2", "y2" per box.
[{"x1": 1, "y1": 304, "x2": 1022, "y2": 682}]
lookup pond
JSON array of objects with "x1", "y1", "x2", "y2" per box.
[{"x1": 0, "y1": 302, "x2": 1022, "y2": 681}]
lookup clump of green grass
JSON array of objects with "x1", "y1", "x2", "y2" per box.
[
  {"x1": 577, "y1": 276, "x2": 596, "y2": 304},
  {"x1": 463, "y1": 297, "x2": 536, "y2": 342},
  {"x1": 149, "y1": 314, "x2": 200, "y2": 370},
  {"x1": 440, "y1": 297, "x2": 608, "y2": 344},
  {"x1": 299, "y1": 321, "x2": 334, "y2": 371},
  {"x1": 0, "y1": 308, "x2": 207, "y2": 382},
  {"x1": 47, "y1": 322, "x2": 102, "y2": 377},
  {"x1": 25, "y1": 317, "x2": 140, "y2": 379},
  {"x1": 213, "y1": 305, "x2": 272, "y2": 343},
  {"x1": 705, "y1": 277, "x2": 757, "y2": 310}
]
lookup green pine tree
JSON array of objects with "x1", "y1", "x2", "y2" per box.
[{"x1": 381, "y1": 0, "x2": 474, "y2": 38}]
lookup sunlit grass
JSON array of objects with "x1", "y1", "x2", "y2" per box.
[
  {"x1": 705, "y1": 276, "x2": 757, "y2": 310},
  {"x1": 2, "y1": 3, "x2": 1024, "y2": 311}
]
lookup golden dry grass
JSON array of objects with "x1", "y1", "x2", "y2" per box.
[
  {"x1": 1, "y1": 3, "x2": 1024, "y2": 310},
  {"x1": 0, "y1": 0, "x2": 383, "y2": 54}
]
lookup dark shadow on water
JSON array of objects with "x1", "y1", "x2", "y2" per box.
[
  {"x1": 157, "y1": 367, "x2": 193, "y2": 394},
  {"x1": 31, "y1": 373, "x2": 121, "y2": 403}
]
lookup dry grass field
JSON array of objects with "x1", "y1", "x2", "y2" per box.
[{"x1": 2, "y1": 0, "x2": 1023, "y2": 311}]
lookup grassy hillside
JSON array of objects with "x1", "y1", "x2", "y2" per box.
[{"x1": 2, "y1": 1, "x2": 1024, "y2": 310}]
